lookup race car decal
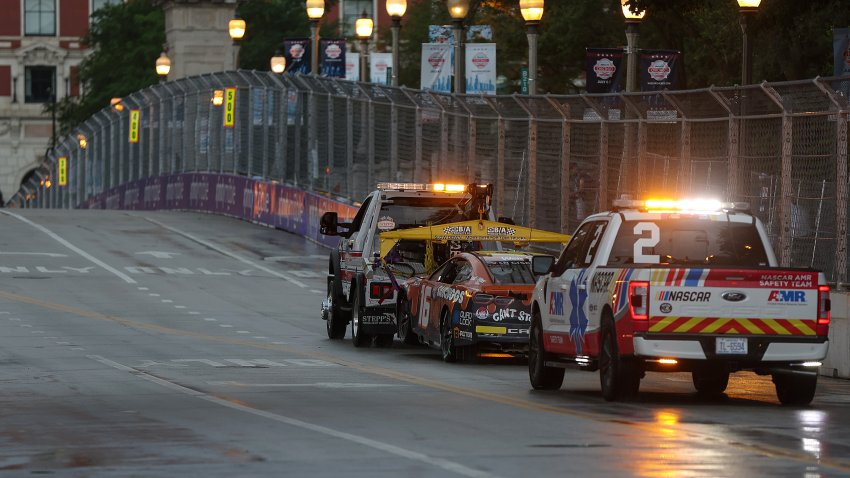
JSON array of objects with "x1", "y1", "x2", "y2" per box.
[
  {"x1": 568, "y1": 268, "x2": 589, "y2": 354},
  {"x1": 648, "y1": 316, "x2": 817, "y2": 336},
  {"x1": 650, "y1": 268, "x2": 709, "y2": 287}
]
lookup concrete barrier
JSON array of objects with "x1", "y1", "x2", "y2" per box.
[{"x1": 824, "y1": 291, "x2": 850, "y2": 379}]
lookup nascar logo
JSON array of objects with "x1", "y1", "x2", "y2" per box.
[{"x1": 656, "y1": 291, "x2": 711, "y2": 302}]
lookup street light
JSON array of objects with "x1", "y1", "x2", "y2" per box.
[
  {"x1": 386, "y1": 0, "x2": 407, "y2": 87},
  {"x1": 270, "y1": 50, "x2": 286, "y2": 74},
  {"x1": 155, "y1": 48, "x2": 171, "y2": 81},
  {"x1": 306, "y1": 0, "x2": 324, "y2": 76},
  {"x1": 356, "y1": 10, "x2": 374, "y2": 82},
  {"x1": 621, "y1": 0, "x2": 646, "y2": 93},
  {"x1": 447, "y1": 0, "x2": 469, "y2": 94},
  {"x1": 229, "y1": 16, "x2": 246, "y2": 69},
  {"x1": 520, "y1": 0, "x2": 543, "y2": 95},
  {"x1": 737, "y1": 0, "x2": 761, "y2": 85}
]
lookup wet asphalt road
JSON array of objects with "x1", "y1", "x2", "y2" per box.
[{"x1": 1, "y1": 209, "x2": 849, "y2": 477}]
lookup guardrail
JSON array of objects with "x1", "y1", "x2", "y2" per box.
[{"x1": 7, "y1": 71, "x2": 850, "y2": 286}]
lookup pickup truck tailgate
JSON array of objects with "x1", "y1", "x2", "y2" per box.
[{"x1": 647, "y1": 268, "x2": 821, "y2": 336}]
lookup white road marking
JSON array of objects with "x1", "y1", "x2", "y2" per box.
[
  {"x1": 208, "y1": 381, "x2": 408, "y2": 389},
  {"x1": 9, "y1": 317, "x2": 21, "y2": 321},
  {"x1": 143, "y1": 218, "x2": 309, "y2": 288},
  {"x1": 253, "y1": 336, "x2": 268, "y2": 339},
  {"x1": 136, "y1": 251, "x2": 181, "y2": 259},
  {"x1": 71, "y1": 348, "x2": 85, "y2": 351},
  {"x1": 0, "y1": 252, "x2": 68, "y2": 257},
  {"x1": 310, "y1": 289, "x2": 323, "y2": 294},
  {"x1": 204, "y1": 318, "x2": 218, "y2": 321},
  {"x1": 138, "y1": 287, "x2": 149, "y2": 291},
  {"x1": 236, "y1": 331, "x2": 250, "y2": 334},
  {"x1": 264, "y1": 255, "x2": 327, "y2": 262},
  {"x1": 174, "y1": 305, "x2": 187, "y2": 309},
  {"x1": 272, "y1": 341, "x2": 288, "y2": 345},
  {"x1": 188, "y1": 311, "x2": 200, "y2": 315},
  {"x1": 56, "y1": 342, "x2": 70, "y2": 345},
  {"x1": 219, "y1": 324, "x2": 233, "y2": 328},
  {"x1": 20, "y1": 324, "x2": 32, "y2": 328},
  {"x1": 162, "y1": 299, "x2": 173, "y2": 303},
  {"x1": 31, "y1": 331, "x2": 44, "y2": 334},
  {"x1": 89, "y1": 355, "x2": 495, "y2": 478},
  {"x1": 0, "y1": 211, "x2": 137, "y2": 284},
  {"x1": 149, "y1": 293, "x2": 161, "y2": 297}
]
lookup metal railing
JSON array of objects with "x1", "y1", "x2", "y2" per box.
[{"x1": 9, "y1": 70, "x2": 850, "y2": 285}]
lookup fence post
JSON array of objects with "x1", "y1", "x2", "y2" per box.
[
  {"x1": 496, "y1": 116, "x2": 506, "y2": 217},
  {"x1": 547, "y1": 97, "x2": 572, "y2": 234},
  {"x1": 440, "y1": 110, "x2": 449, "y2": 181},
  {"x1": 762, "y1": 84, "x2": 794, "y2": 267},
  {"x1": 346, "y1": 95, "x2": 354, "y2": 196},
  {"x1": 368, "y1": 98, "x2": 375, "y2": 188},
  {"x1": 390, "y1": 96, "x2": 399, "y2": 181},
  {"x1": 326, "y1": 90, "x2": 334, "y2": 188}
]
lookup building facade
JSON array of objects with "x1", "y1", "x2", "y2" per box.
[{"x1": 0, "y1": 0, "x2": 111, "y2": 204}]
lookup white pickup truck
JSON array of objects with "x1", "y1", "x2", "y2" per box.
[{"x1": 528, "y1": 199, "x2": 830, "y2": 405}]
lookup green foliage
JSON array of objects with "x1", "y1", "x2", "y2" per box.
[{"x1": 56, "y1": 0, "x2": 164, "y2": 135}]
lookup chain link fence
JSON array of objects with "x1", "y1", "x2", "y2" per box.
[{"x1": 8, "y1": 71, "x2": 850, "y2": 285}]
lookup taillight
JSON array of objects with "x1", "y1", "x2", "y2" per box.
[
  {"x1": 629, "y1": 281, "x2": 649, "y2": 320},
  {"x1": 370, "y1": 283, "x2": 393, "y2": 299},
  {"x1": 818, "y1": 285, "x2": 830, "y2": 325},
  {"x1": 473, "y1": 294, "x2": 494, "y2": 305}
]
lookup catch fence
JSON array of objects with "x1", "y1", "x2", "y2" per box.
[{"x1": 9, "y1": 71, "x2": 850, "y2": 285}]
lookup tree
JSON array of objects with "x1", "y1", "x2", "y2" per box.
[{"x1": 55, "y1": 0, "x2": 165, "y2": 135}]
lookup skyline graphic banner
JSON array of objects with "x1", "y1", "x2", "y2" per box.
[
  {"x1": 370, "y1": 53, "x2": 392, "y2": 85},
  {"x1": 465, "y1": 43, "x2": 496, "y2": 95},
  {"x1": 421, "y1": 43, "x2": 452, "y2": 93}
]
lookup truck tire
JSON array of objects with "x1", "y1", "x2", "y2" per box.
[
  {"x1": 692, "y1": 368, "x2": 730, "y2": 397},
  {"x1": 396, "y1": 294, "x2": 419, "y2": 345},
  {"x1": 599, "y1": 315, "x2": 641, "y2": 401},
  {"x1": 773, "y1": 371, "x2": 818, "y2": 406},
  {"x1": 440, "y1": 309, "x2": 459, "y2": 363},
  {"x1": 351, "y1": 288, "x2": 372, "y2": 348},
  {"x1": 325, "y1": 279, "x2": 347, "y2": 340},
  {"x1": 528, "y1": 311, "x2": 565, "y2": 390}
]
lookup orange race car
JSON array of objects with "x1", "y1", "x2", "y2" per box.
[{"x1": 396, "y1": 251, "x2": 555, "y2": 362}]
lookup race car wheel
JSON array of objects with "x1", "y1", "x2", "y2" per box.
[
  {"x1": 692, "y1": 368, "x2": 730, "y2": 397},
  {"x1": 325, "y1": 279, "x2": 347, "y2": 340},
  {"x1": 396, "y1": 294, "x2": 419, "y2": 345},
  {"x1": 351, "y1": 289, "x2": 372, "y2": 348},
  {"x1": 773, "y1": 371, "x2": 818, "y2": 406},
  {"x1": 528, "y1": 311, "x2": 564, "y2": 390},
  {"x1": 599, "y1": 316, "x2": 641, "y2": 401},
  {"x1": 374, "y1": 334, "x2": 394, "y2": 348},
  {"x1": 440, "y1": 309, "x2": 459, "y2": 363}
]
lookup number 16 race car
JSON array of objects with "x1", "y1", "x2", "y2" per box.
[{"x1": 380, "y1": 219, "x2": 570, "y2": 362}]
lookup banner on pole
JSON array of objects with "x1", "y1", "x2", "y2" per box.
[
  {"x1": 58, "y1": 156, "x2": 67, "y2": 186},
  {"x1": 346, "y1": 52, "x2": 359, "y2": 82},
  {"x1": 586, "y1": 48, "x2": 625, "y2": 93},
  {"x1": 420, "y1": 43, "x2": 452, "y2": 93},
  {"x1": 639, "y1": 50, "x2": 682, "y2": 91},
  {"x1": 320, "y1": 39, "x2": 346, "y2": 78},
  {"x1": 465, "y1": 43, "x2": 496, "y2": 95},
  {"x1": 370, "y1": 53, "x2": 392, "y2": 85},
  {"x1": 129, "y1": 109, "x2": 140, "y2": 143},
  {"x1": 284, "y1": 38, "x2": 311, "y2": 75},
  {"x1": 224, "y1": 87, "x2": 236, "y2": 127}
]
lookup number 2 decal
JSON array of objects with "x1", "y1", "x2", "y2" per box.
[{"x1": 633, "y1": 222, "x2": 660, "y2": 263}]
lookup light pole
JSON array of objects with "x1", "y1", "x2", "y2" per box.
[
  {"x1": 447, "y1": 0, "x2": 469, "y2": 94},
  {"x1": 228, "y1": 16, "x2": 246, "y2": 69},
  {"x1": 306, "y1": 0, "x2": 324, "y2": 76},
  {"x1": 621, "y1": 0, "x2": 645, "y2": 93},
  {"x1": 386, "y1": 0, "x2": 407, "y2": 87},
  {"x1": 155, "y1": 47, "x2": 171, "y2": 83},
  {"x1": 356, "y1": 11, "x2": 373, "y2": 82},
  {"x1": 270, "y1": 50, "x2": 286, "y2": 74},
  {"x1": 520, "y1": 0, "x2": 543, "y2": 95},
  {"x1": 737, "y1": 0, "x2": 761, "y2": 85}
]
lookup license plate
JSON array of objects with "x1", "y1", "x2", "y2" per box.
[{"x1": 716, "y1": 337, "x2": 748, "y2": 355}]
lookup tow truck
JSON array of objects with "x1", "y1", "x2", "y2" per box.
[{"x1": 528, "y1": 198, "x2": 830, "y2": 405}]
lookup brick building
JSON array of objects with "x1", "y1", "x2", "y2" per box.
[{"x1": 0, "y1": 0, "x2": 115, "y2": 204}]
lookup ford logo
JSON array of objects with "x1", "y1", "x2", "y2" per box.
[{"x1": 722, "y1": 291, "x2": 747, "y2": 302}]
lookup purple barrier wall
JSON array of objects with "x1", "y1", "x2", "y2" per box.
[{"x1": 79, "y1": 173, "x2": 359, "y2": 249}]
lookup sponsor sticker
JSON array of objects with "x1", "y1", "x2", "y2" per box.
[
  {"x1": 591, "y1": 271, "x2": 614, "y2": 293},
  {"x1": 767, "y1": 290, "x2": 807, "y2": 304},
  {"x1": 435, "y1": 286, "x2": 464, "y2": 303},
  {"x1": 656, "y1": 291, "x2": 711, "y2": 302},
  {"x1": 758, "y1": 273, "x2": 814, "y2": 289},
  {"x1": 360, "y1": 314, "x2": 395, "y2": 325},
  {"x1": 659, "y1": 302, "x2": 672, "y2": 314},
  {"x1": 377, "y1": 216, "x2": 396, "y2": 231},
  {"x1": 443, "y1": 225, "x2": 472, "y2": 235},
  {"x1": 475, "y1": 307, "x2": 489, "y2": 320},
  {"x1": 549, "y1": 292, "x2": 564, "y2": 316}
]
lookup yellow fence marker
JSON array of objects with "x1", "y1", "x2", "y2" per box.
[
  {"x1": 58, "y1": 156, "x2": 67, "y2": 186},
  {"x1": 224, "y1": 87, "x2": 236, "y2": 127},
  {"x1": 129, "y1": 109, "x2": 140, "y2": 143}
]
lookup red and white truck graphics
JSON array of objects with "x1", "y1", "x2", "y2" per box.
[{"x1": 528, "y1": 199, "x2": 830, "y2": 405}]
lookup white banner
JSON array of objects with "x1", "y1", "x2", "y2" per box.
[
  {"x1": 370, "y1": 53, "x2": 393, "y2": 85},
  {"x1": 420, "y1": 43, "x2": 452, "y2": 93},
  {"x1": 346, "y1": 52, "x2": 359, "y2": 82},
  {"x1": 465, "y1": 43, "x2": 496, "y2": 95}
]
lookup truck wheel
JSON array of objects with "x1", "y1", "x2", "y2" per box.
[
  {"x1": 692, "y1": 368, "x2": 730, "y2": 397},
  {"x1": 325, "y1": 280, "x2": 347, "y2": 340},
  {"x1": 351, "y1": 289, "x2": 372, "y2": 348},
  {"x1": 599, "y1": 316, "x2": 641, "y2": 401},
  {"x1": 374, "y1": 334, "x2": 394, "y2": 348},
  {"x1": 528, "y1": 311, "x2": 564, "y2": 390},
  {"x1": 396, "y1": 294, "x2": 419, "y2": 345},
  {"x1": 773, "y1": 371, "x2": 818, "y2": 406},
  {"x1": 440, "y1": 310, "x2": 459, "y2": 363}
]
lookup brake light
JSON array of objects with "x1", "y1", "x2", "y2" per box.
[
  {"x1": 370, "y1": 283, "x2": 393, "y2": 299},
  {"x1": 818, "y1": 285, "x2": 830, "y2": 325},
  {"x1": 629, "y1": 281, "x2": 649, "y2": 320},
  {"x1": 473, "y1": 293, "x2": 494, "y2": 305}
]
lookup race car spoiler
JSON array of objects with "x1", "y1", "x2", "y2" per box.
[{"x1": 378, "y1": 219, "x2": 571, "y2": 260}]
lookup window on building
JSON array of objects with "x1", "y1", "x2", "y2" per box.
[
  {"x1": 25, "y1": 66, "x2": 56, "y2": 103},
  {"x1": 91, "y1": 0, "x2": 121, "y2": 15},
  {"x1": 342, "y1": 0, "x2": 373, "y2": 37},
  {"x1": 25, "y1": 0, "x2": 56, "y2": 36}
]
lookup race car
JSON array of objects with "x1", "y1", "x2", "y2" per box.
[{"x1": 397, "y1": 251, "x2": 556, "y2": 362}]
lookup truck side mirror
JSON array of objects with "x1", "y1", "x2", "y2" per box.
[
  {"x1": 320, "y1": 211, "x2": 339, "y2": 236},
  {"x1": 532, "y1": 255, "x2": 555, "y2": 275}
]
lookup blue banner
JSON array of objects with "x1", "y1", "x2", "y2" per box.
[
  {"x1": 320, "y1": 39, "x2": 346, "y2": 78},
  {"x1": 284, "y1": 38, "x2": 311, "y2": 75}
]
